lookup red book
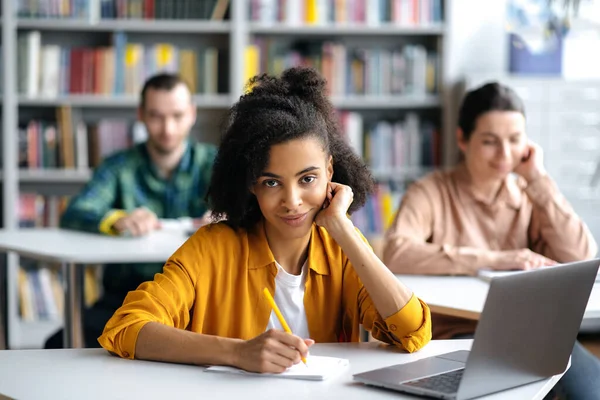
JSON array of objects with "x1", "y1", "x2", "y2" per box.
[
  {"x1": 69, "y1": 49, "x2": 84, "y2": 94},
  {"x1": 93, "y1": 48, "x2": 103, "y2": 94},
  {"x1": 82, "y1": 49, "x2": 95, "y2": 94},
  {"x1": 144, "y1": 0, "x2": 154, "y2": 19}
]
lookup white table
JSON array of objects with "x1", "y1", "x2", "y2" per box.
[
  {"x1": 0, "y1": 228, "x2": 189, "y2": 349},
  {"x1": 0, "y1": 341, "x2": 563, "y2": 400},
  {"x1": 398, "y1": 275, "x2": 600, "y2": 332}
]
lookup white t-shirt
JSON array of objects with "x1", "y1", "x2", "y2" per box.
[{"x1": 265, "y1": 261, "x2": 310, "y2": 339}]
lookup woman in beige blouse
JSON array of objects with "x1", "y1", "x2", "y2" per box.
[{"x1": 383, "y1": 82, "x2": 599, "y2": 399}]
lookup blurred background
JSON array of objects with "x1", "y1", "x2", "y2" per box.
[{"x1": 1, "y1": 0, "x2": 599, "y2": 349}]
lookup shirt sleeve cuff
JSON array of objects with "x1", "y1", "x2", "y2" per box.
[
  {"x1": 99, "y1": 209, "x2": 128, "y2": 235},
  {"x1": 384, "y1": 294, "x2": 432, "y2": 352},
  {"x1": 443, "y1": 245, "x2": 482, "y2": 275},
  {"x1": 98, "y1": 320, "x2": 150, "y2": 360}
]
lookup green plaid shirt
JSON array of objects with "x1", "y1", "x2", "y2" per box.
[{"x1": 60, "y1": 140, "x2": 216, "y2": 295}]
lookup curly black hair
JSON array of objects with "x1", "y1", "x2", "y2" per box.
[{"x1": 207, "y1": 67, "x2": 375, "y2": 230}]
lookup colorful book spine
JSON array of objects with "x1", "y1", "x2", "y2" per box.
[
  {"x1": 17, "y1": 0, "x2": 229, "y2": 20},
  {"x1": 18, "y1": 31, "x2": 222, "y2": 97},
  {"x1": 249, "y1": 0, "x2": 443, "y2": 25}
]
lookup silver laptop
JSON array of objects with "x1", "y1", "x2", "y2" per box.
[{"x1": 353, "y1": 259, "x2": 600, "y2": 400}]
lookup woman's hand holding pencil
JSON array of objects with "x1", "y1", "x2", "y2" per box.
[{"x1": 230, "y1": 288, "x2": 313, "y2": 374}]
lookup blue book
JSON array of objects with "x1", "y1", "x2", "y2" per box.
[{"x1": 112, "y1": 31, "x2": 128, "y2": 94}]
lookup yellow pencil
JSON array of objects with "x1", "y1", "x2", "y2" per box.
[{"x1": 262, "y1": 287, "x2": 308, "y2": 365}]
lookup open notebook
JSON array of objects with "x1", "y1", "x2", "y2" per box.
[{"x1": 205, "y1": 356, "x2": 350, "y2": 381}]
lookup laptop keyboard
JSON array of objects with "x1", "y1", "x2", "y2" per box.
[{"x1": 403, "y1": 368, "x2": 464, "y2": 394}]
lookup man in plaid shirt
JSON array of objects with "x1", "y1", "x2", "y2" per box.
[{"x1": 45, "y1": 73, "x2": 216, "y2": 348}]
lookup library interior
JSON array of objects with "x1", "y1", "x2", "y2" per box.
[{"x1": 1, "y1": 0, "x2": 600, "y2": 399}]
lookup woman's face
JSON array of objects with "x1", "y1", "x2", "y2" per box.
[
  {"x1": 458, "y1": 110, "x2": 528, "y2": 181},
  {"x1": 252, "y1": 137, "x2": 333, "y2": 241}
]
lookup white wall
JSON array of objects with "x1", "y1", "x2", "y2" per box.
[
  {"x1": 445, "y1": 0, "x2": 508, "y2": 78},
  {"x1": 442, "y1": 0, "x2": 509, "y2": 165},
  {"x1": 442, "y1": 0, "x2": 600, "y2": 166}
]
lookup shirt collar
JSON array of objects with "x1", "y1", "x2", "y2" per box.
[
  {"x1": 143, "y1": 139, "x2": 192, "y2": 180},
  {"x1": 452, "y1": 163, "x2": 522, "y2": 210},
  {"x1": 175, "y1": 140, "x2": 192, "y2": 173},
  {"x1": 247, "y1": 220, "x2": 331, "y2": 275}
]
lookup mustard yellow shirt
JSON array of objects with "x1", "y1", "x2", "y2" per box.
[{"x1": 98, "y1": 221, "x2": 432, "y2": 359}]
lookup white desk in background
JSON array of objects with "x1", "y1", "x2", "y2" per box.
[
  {"x1": 0, "y1": 228, "x2": 190, "y2": 349},
  {"x1": 398, "y1": 275, "x2": 600, "y2": 332},
  {"x1": 0, "y1": 341, "x2": 563, "y2": 400}
]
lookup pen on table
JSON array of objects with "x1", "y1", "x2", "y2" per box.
[{"x1": 262, "y1": 287, "x2": 308, "y2": 366}]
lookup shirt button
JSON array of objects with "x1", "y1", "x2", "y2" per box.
[
  {"x1": 389, "y1": 324, "x2": 397, "y2": 332},
  {"x1": 123, "y1": 351, "x2": 130, "y2": 358}
]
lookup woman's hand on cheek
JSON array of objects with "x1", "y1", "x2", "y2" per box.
[
  {"x1": 513, "y1": 141, "x2": 547, "y2": 183},
  {"x1": 315, "y1": 182, "x2": 354, "y2": 233}
]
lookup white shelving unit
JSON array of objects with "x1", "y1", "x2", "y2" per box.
[
  {"x1": 330, "y1": 95, "x2": 442, "y2": 109},
  {"x1": 1, "y1": 0, "x2": 449, "y2": 349},
  {"x1": 18, "y1": 94, "x2": 232, "y2": 108},
  {"x1": 248, "y1": 23, "x2": 445, "y2": 36},
  {"x1": 18, "y1": 169, "x2": 93, "y2": 183}
]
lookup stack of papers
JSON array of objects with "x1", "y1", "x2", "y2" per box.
[{"x1": 205, "y1": 356, "x2": 350, "y2": 381}]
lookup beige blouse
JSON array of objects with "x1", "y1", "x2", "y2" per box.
[{"x1": 383, "y1": 163, "x2": 598, "y2": 338}]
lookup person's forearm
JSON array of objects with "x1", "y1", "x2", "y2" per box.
[
  {"x1": 135, "y1": 322, "x2": 241, "y2": 366},
  {"x1": 328, "y1": 219, "x2": 413, "y2": 319},
  {"x1": 383, "y1": 236, "x2": 495, "y2": 276}
]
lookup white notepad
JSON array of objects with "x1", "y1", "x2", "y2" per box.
[
  {"x1": 205, "y1": 355, "x2": 350, "y2": 381},
  {"x1": 477, "y1": 269, "x2": 529, "y2": 282}
]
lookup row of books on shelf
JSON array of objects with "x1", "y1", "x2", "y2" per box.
[
  {"x1": 339, "y1": 111, "x2": 441, "y2": 172},
  {"x1": 351, "y1": 182, "x2": 405, "y2": 235},
  {"x1": 16, "y1": 0, "x2": 230, "y2": 20},
  {"x1": 19, "y1": 110, "x2": 438, "y2": 174},
  {"x1": 18, "y1": 31, "x2": 222, "y2": 97},
  {"x1": 18, "y1": 32, "x2": 434, "y2": 99},
  {"x1": 19, "y1": 192, "x2": 67, "y2": 321},
  {"x1": 249, "y1": 41, "x2": 437, "y2": 96},
  {"x1": 19, "y1": 264, "x2": 102, "y2": 322},
  {"x1": 18, "y1": 266, "x2": 65, "y2": 322},
  {"x1": 18, "y1": 193, "x2": 104, "y2": 322},
  {"x1": 19, "y1": 193, "x2": 70, "y2": 228},
  {"x1": 250, "y1": 0, "x2": 443, "y2": 25},
  {"x1": 19, "y1": 112, "x2": 142, "y2": 170}
]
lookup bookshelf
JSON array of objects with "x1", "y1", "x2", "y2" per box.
[
  {"x1": 330, "y1": 94, "x2": 441, "y2": 109},
  {"x1": 2, "y1": 0, "x2": 449, "y2": 349}
]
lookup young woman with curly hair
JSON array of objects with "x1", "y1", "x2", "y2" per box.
[{"x1": 98, "y1": 67, "x2": 431, "y2": 373}]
